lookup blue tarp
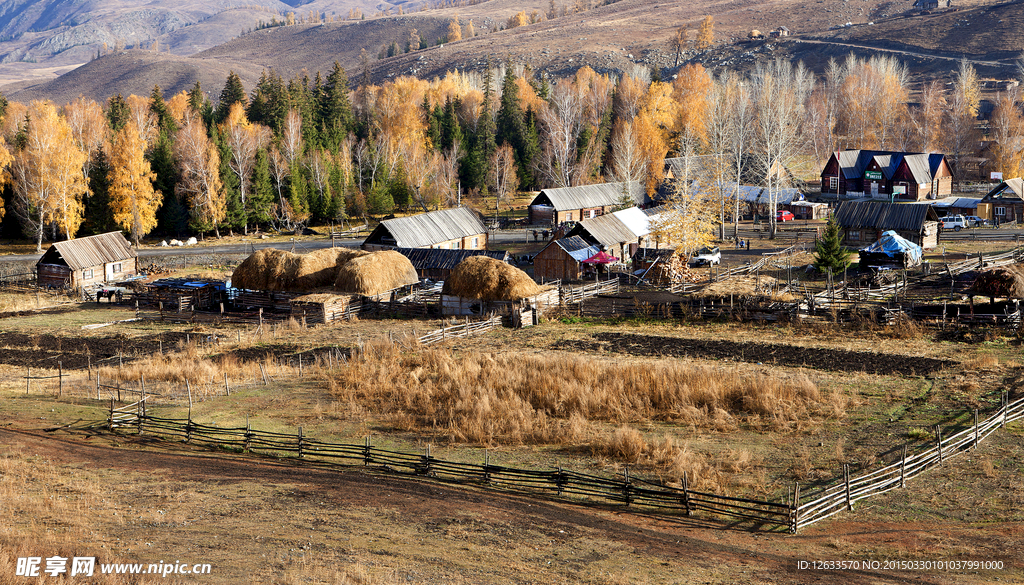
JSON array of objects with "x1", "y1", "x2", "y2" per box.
[{"x1": 861, "y1": 230, "x2": 922, "y2": 264}]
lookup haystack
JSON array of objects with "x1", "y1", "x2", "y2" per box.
[
  {"x1": 969, "y1": 264, "x2": 1024, "y2": 299},
  {"x1": 335, "y1": 250, "x2": 419, "y2": 296},
  {"x1": 232, "y1": 248, "x2": 368, "y2": 292},
  {"x1": 442, "y1": 255, "x2": 542, "y2": 301}
]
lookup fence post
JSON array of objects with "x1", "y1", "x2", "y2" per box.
[
  {"x1": 96, "y1": 371, "x2": 100, "y2": 400},
  {"x1": 244, "y1": 416, "x2": 251, "y2": 452},
  {"x1": 682, "y1": 471, "x2": 692, "y2": 517},
  {"x1": 900, "y1": 444, "x2": 907, "y2": 488},
  {"x1": 844, "y1": 464, "x2": 852, "y2": 511},
  {"x1": 974, "y1": 409, "x2": 979, "y2": 450},
  {"x1": 1002, "y1": 390, "x2": 1008, "y2": 428},
  {"x1": 483, "y1": 449, "x2": 490, "y2": 483},
  {"x1": 299, "y1": 354, "x2": 303, "y2": 377},
  {"x1": 363, "y1": 436, "x2": 371, "y2": 466},
  {"x1": 259, "y1": 363, "x2": 268, "y2": 386},
  {"x1": 58, "y1": 361, "x2": 62, "y2": 397},
  {"x1": 622, "y1": 466, "x2": 632, "y2": 506},
  {"x1": 26, "y1": 366, "x2": 29, "y2": 395},
  {"x1": 297, "y1": 427, "x2": 304, "y2": 458},
  {"x1": 108, "y1": 397, "x2": 114, "y2": 431},
  {"x1": 935, "y1": 425, "x2": 943, "y2": 465},
  {"x1": 224, "y1": 373, "x2": 229, "y2": 396},
  {"x1": 791, "y1": 483, "x2": 800, "y2": 534}
]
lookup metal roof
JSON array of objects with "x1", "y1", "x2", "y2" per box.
[
  {"x1": 901, "y1": 154, "x2": 934, "y2": 184},
  {"x1": 367, "y1": 207, "x2": 486, "y2": 248},
  {"x1": 568, "y1": 207, "x2": 651, "y2": 249},
  {"x1": 37, "y1": 231, "x2": 136, "y2": 271},
  {"x1": 664, "y1": 155, "x2": 727, "y2": 180},
  {"x1": 391, "y1": 247, "x2": 509, "y2": 271},
  {"x1": 834, "y1": 201, "x2": 938, "y2": 231},
  {"x1": 984, "y1": 179, "x2": 1024, "y2": 200},
  {"x1": 832, "y1": 150, "x2": 950, "y2": 184},
  {"x1": 530, "y1": 181, "x2": 647, "y2": 211},
  {"x1": 930, "y1": 197, "x2": 980, "y2": 209},
  {"x1": 726, "y1": 183, "x2": 802, "y2": 204},
  {"x1": 553, "y1": 236, "x2": 602, "y2": 263}
]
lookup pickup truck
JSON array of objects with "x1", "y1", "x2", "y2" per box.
[
  {"x1": 689, "y1": 246, "x2": 721, "y2": 267},
  {"x1": 939, "y1": 215, "x2": 968, "y2": 231}
]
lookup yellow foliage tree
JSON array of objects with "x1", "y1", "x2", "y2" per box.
[
  {"x1": 990, "y1": 90, "x2": 1024, "y2": 179},
  {"x1": 109, "y1": 120, "x2": 160, "y2": 245},
  {"x1": 673, "y1": 63, "x2": 713, "y2": 149},
  {"x1": 175, "y1": 113, "x2": 225, "y2": 237},
  {"x1": 10, "y1": 101, "x2": 87, "y2": 250},
  {"x1": 695, "y1": 15, "x2": 714, "y2": 51},
  {"x1": 507, "y1": 11, "x2": 528, "y2": 29},
  {"x1": 446, "y1": 18, "x2": 462, "y2": 42}
]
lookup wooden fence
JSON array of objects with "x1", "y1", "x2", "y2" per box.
[
  {"x1": 559, "y1": 280, "x2": 620, "y2": 305},
  {"x1": 101, "y1": 407, "x2": 793, "y2": 529},
  {"x1": 939, "y1": 229, "x2": 1024, "y2": 242},
  {"x1": 795, "y1": 392, "x2": 1024, "y2": 530},
  {"x1": 417, "y1": 315, "x2": 503, "y2": 345}
]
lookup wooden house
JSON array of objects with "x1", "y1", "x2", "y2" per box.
[
  {"x1": 36, "y1": 231, "x2": 137, "y2": 289},
  {"x1": 834, "y1": 201, "x2": 940, "y2": 249},
  {"x1": 533, "y1": 236, "x2": 601, "y2": 282},
  {"x1": 527, "y1": 182, "x2": 647, "y2": 225},
  {"x1": 820, "y1": 150, "x2": 953, "y2": 201},
  {"x1": 563, "y1": 207, "x2": 654, "y2": 262},
  {"x1": 362, "y1": 207, "x2": 487, "y2": 251},
  {"x1": 977, "y1": 179, "x2": 1024, "y2": 225},
  {"x1": 391, "y1": 247, "x2": 512, "y2": 280}
]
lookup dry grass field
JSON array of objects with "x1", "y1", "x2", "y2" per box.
[{"x1": 0, "y1": 274, "x2": 1022, "y2": 582}]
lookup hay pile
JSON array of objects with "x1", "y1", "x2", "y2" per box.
[
  {"x1": 335, "y1": 251, "x2": 419, "y2": 296},
  {"x1": 969, "y1": 264, "x2": 1024, "y2": 299},
  {"x1": 646, "y1": 254, "x2": 702, "y2": 285},
  {"x1": 232, "y1": 248, "x2": 368, "y2": 292},
  {"x1": 443, "y1": 255, "x2": 542, "y2": 301}
]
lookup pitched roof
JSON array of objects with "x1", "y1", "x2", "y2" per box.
[
  {"x1": 568, "y1": 207, "x2": 652, "y2": 249},
  {"x1": 663, "y1": 155, "x2": 727, "y2": 180},
  {"x1": 831, "y1": 150, "x2": 951, "y2": 183},
  {"x1": 983, "y1": 178, "x2": 1024, "y2": 200},
  {"x1": 530, "y1": 181, "x2": 647, "y2": 211},
  {"x1": 367, "y1": 207, "x2": 486, "y2": 248},
  {"x1": 834, "y1": 201, "x2": 938, "y2": 231},
  {"x1": 553, "y1": 236, "x2": 602, "y2": 263},
  {"x1": 726, "y1": 183, "x2": 803, "y2": 204},
  {"x1": 391, "y1": 247, "x2": 509, "y2": 272},
  {"x1": 901, "y1": 153, "x2": 934, "y2": 183},
  {"x1": 38, "y1": 231, "x2": 136, "y2": 271}
]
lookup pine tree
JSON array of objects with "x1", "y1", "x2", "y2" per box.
[
  {"x1": 150, "y1": 85, "x2": 177, "y2": 135},
  {"x1": 216, "y1": 71, "x2": 247, "y2": 124},
  {"x1": 249, "y1": 147, "x2": 274, "y2": 227},
  {"x1": 79, "y1": 149, "x2": 115, "y2": 236},
  {"x1": 813, "y1": 215, "x2": 853, "y2": 273},
  {"x1": 316, "y1": 62, "x2": 354, "y2": 148},
  {"x1": 107, "y1": 94, "x2": 130, "y2": 132},
  {"x1": 149, "y1": 131, "x2": 184, "y2": 236}
]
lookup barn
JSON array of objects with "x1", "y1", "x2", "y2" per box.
[
  {"x1": 362, "y1": 207, "x2": 487, "y2": 251},
  {"x1": 820, "y1": 150, "x2": 953, "y2": 201},
  {"x1": 527, "y1": 182, "x2": 647, "y2": 226},
  {"x1": 532, "y1": 236, "x2": 601, "y2": 282},
  {"x1": 36, "y1": 231, "x2": 138, "y2": 289},
  {"x1": 834, "y1": 201, "x2": 940, "y2": 249},
  {"x1": 563, "y1": 207, "x2": 654, "y2": 262},
  {"x1": 391, "y1": 247, "x2": 512, "y2": 281}
]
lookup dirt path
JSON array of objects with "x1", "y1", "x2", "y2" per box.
[{"x1": 0, "y1": 425, "x2": 1003, "y2": 584}]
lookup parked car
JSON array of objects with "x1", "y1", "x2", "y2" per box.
[
  {"x1": 776, "y1": 210, "x2": 795, "y2": 222},
  {"x1": 939, "y1": 214, "x2": 968, "y2": 231},
  {"x1": 689, "y1": 246, "x2": 721, "y2": 267},
  {"x1": 963, "y1": 215, "x2": 989, "y2": 227}
]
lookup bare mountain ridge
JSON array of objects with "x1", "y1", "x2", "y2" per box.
[{"x1": 7, "y1": 0, "x2": 1024, "y2": 104}]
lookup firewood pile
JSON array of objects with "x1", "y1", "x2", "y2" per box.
[
  {"x1": 647, "y1": 254, "x2": 703, "y2": 285},
  {"x1": 142, "y1": 263, "x2": 170, "y2": 277}
]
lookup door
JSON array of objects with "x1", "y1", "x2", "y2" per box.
[{"x1": 870, "y1": 181, "x2": 879, "y2": 197}]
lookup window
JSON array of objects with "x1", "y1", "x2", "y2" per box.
[
  {"x1": 829, "y1": 176, "x2": 839, "y2": 192},
  {"x1": 451, "y1": 241, "x2": 460, "y2": 250},
  {"x1": 847, "y1": 230, "x2": 860, "y2": 241},
  {"x1": 82, "y1": 269, "x2": 93, "y2": 280},
  {"x1": 996, "y1": 206, "x2": 1006, "y2": 216},
  {"x1": 111, "y1": 263, "x2": 122, "y2": 273},
  {"x1": 472, "y1": 237, "x2": 479, "y2": 248},
  {"x1": 566, "y1": 212, "x2": 573, "y2": 221}
]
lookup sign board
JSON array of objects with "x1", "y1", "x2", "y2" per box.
[
  {"x1": 991, "y1": 172, "x2": 1004, "y2": 181},
  {"x1": 864, "y1": 170, "x2": 883, "y2": 180},
  {"x1": 892, "y1": 185, "x2": 907, "y2": 195}
]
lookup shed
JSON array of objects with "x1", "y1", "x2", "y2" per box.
[
  {"x1": 977, "y1": 179, "x2": 1024, "y2": 224},
  {"x1": 140, "y1": 278, "x2": 226, "y2": 311},
  {"x1": 36, "y1": 231, "x2": 138, "y2": 289},
  {"x1": 564, "y1": 206, "x2": 654, "y2": 261},
  {"x1": 790, "y1": 201, "x2": 830, "y2": 220},
  {"x1": 527, "y1": 182, "x2": 647, "y2": 225},
  {"x1": 391, "y1": 247, "x2": 512, "y2": 280},
  {"x1": 362, "y1": 207, "x2": 487, "y2": 251},
  {"x1": 858, "y1": 231, "x2": 923, "y2": 269},
  {"x1": 834, "y1": 201, "x2": 940, "y2": 249},
  {"x1": 533, "y1": 236, "x2": 601, "y2": 282}
]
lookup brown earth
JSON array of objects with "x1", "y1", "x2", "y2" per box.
[
  {"x1": 562, "y1": 331, "x2": 955, "y2": 376},
  {"x1": 1, "y1": 425, "x2": 1018, "y2": 585}
]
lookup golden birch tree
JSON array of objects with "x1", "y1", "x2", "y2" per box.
[
  {"x1": 175, "y1": 113, "x2": 225, "y2": 236},
  {"x1": 489, "y1": 143, "x2": 519, "y2": 223},
  {"x1": 109, "y1": 120, "x2": 160, "y2": 245},
  {"x1": 695, "y1": 16, "x2": 714, "y2": 51},
  {"x1": 446, "y1": 17, "x2": 462, "y2": 41}
]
